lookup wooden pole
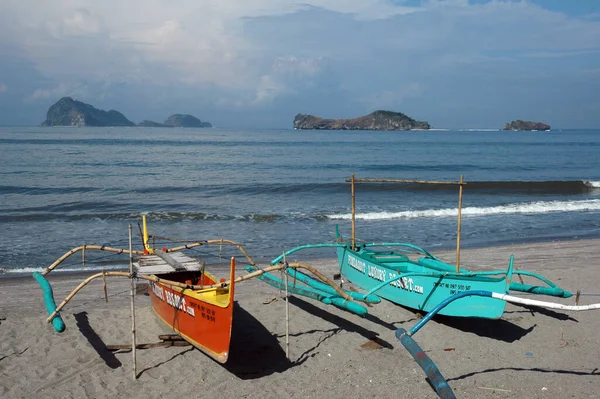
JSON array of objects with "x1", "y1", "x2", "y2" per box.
[
  {"x1": 283, "y1": 252, "x2": 290, "y2": 360},
  {"x1": 346, "y1": 178, "x2": 461, "y2": 185},
  {"x1": 102, "y1": 268, "x2": 108, "y2": 302},
  {"x1": 129, "y1": 224, "x2": 137, "y2": 380},
  {"x1": 456, "y1": 175, "x2": 464, "y2": 272},
  {"x1": 351, "y1": 173, "x2": 356, "y2": 250},
  {"x1": 82, "y1": 244, "x2": 85, "y2": 265}
]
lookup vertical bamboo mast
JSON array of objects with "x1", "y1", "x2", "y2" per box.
[
  {"x1": 455, "y1": 175, "x2": 464, "y2": 272},
  {"x1": 283, "y1": 251, "x2": 290, "y2": 360},
  {"x1": 129, "y1": 224, "x2": 137, "y2": 380},
  {"x1": 351, "y1": 173, "x2": 356, "y2": 250}
]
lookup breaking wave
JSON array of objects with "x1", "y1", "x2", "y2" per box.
[{"x1": 327, "y1": 199, "x2": 600, "y2": 220}]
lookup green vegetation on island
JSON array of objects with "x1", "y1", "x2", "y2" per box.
[
  {"x1": 293, "y1": 110, "x2": 430, "y2": 130},
  {"x1": 503, "y1": 120, "x2": 550, "y2": 131}
]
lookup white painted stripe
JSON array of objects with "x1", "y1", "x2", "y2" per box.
[{"x1": 492, "y1": 293, "x2": 600, "y2": 311}]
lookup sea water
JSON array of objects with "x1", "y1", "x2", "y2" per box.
[{"x1": 1, "y1": 127, "x2": 599, "y2": 274}]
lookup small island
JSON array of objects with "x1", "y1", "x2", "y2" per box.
[
  {"x1": 41, "y1": 97, "x2": 135, "y2": 127},
  {"x1": 503, "y1": 120, "x2": 550, "y2": 131},
  {"x1": 293, "y1": 110, "x2": 430, "y2": 130},
  {"x1": 138, "y1": 120, "x2": 168, "y2": 128},
  {"x1": 164, "y1": 114, "x2": 212, "y2": 128},
  {"x1": 41, "y1": 97, "x2": 212, "y2": 128}
]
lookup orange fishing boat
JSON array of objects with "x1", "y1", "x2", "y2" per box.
[
  {"x1": 33, "y1": 216, "x2": 256, "y2": 365},
  {"x1": 139, "y1": 250, "x2": 236, "y2": 363},
  {"x1": 33, "y1": 216, "x2": 366, "y2": 370}
]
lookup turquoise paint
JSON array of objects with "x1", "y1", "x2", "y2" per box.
[
  {"x1": 285, "y1": 268, "x2": 381, "y2": 304},
  {"x1": 244, "y1": 265, "x2": 368, "y2": 316},
  {"x1": 270, "y1": 243, "x2": 341, "y2": 265},
  {"x1": 337, "y1": 245, "x2": 508, "y2": 319},
  {"x1": 32, "y1": 272, "x2": 66, "y2": 332}
]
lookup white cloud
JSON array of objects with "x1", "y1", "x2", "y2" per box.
[
  {"x1": 1, "y1": 0, "x2": 600, "y2": 128},
  {"x1": 28, "y1": 82, "x2": 88, "y2": 102}
]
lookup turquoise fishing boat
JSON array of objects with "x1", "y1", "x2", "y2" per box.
[
  {"x1": 271, "y1": 175, "x2": 572, "y2": 320},
  {"x1": 334, "y1": 229, "x2": 570, "y2": 318},
  {"x1": 272, "y1": 234, "x2": 571, "y2": 319}
]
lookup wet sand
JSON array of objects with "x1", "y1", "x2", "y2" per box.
[{"x1": 1, "y1": 239, "x2": 599, "y2": 398}]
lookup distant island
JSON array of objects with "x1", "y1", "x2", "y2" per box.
[
  {"x1": 293, "y1": 110, "x2": 430, "y2": 130},
  {"x1": 41, "y1": 97, "x2": 135, "y2": 127},
  {"x1": 41, "y1": 97, "x2": 211, "y2": 128},
  {"x1": 163, "y1": 114, "x2": 212, "y2": 128},
  {"x1": 503, "y1": 120, "x2": 550, "y2": 131}
]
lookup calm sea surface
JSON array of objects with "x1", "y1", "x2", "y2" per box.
[{"x1": 1, "y1": 127, "x2": 599, "y2": 275}]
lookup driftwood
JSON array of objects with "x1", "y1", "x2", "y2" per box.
[
  {"x1": 108, "y1": 334, "x2": 189, "y2": 351},
  {"x1": 108, "y1": 341, "x2": 191, "y2": 351}
]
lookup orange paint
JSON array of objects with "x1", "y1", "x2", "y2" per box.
[{"x1": 148, "y1": 258, "x2": 236, "y2": 363}]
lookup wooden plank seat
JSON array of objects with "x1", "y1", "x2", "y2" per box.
[{"x1": 134, "y1": 252, "x2": 203, "y2": 275}]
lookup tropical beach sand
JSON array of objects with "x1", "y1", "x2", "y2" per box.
[{"x1": 1, "y1": 239, "x2": 599, "y2": 398}]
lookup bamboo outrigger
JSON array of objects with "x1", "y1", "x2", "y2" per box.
[
  {"x1": 33, "y1": 215, "x2": 376, "y2": 372},
  {"x1": 266, "y1": 175, "x2": 600, "y2": 398}
]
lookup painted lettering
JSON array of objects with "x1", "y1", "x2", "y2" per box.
[{"x1": 347, "y1": 255, "x2": 366, "y2": 274}]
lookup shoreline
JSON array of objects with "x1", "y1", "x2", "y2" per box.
[{"x1": 3, "y1": 234, "x2": 600, "y2": 280}]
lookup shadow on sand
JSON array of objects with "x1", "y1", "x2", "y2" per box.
[
  {"x1": 288, "y1": 296, "x2": 395, "y2": 348},
  {"x1": 223, "y1": 303, "x2": 291, "y2": 379},
  {"x1": 447, "y1": 366, "x2": 600, "y2": 382},
  {"x1": 74, "y1": 311, "x2": 122, "y2": 369}
]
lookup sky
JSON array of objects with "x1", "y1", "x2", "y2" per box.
[{"x1": 0, "y1": 0, "x2": 599, "y2": 129}]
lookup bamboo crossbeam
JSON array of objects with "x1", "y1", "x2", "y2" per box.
[
  {"x1": 43, "y1": 245, "x2": 145, "y2": 275},
  {"x1": 345, "y1": 178, "x2": 466, "y2": 185},
  {"x1": 43, "y1": 239, "x2": 254, "y2": 277},
  {"x1": 166, "y1": 239, "x2": 255, "y2": 266}
]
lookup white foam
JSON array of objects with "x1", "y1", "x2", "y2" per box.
[
  {"x1": 327, "y1": 199, "x2": 600, "y2": 220},
  {"x1": 583, "y1": 180, "x2": 600, "y2": 188}
]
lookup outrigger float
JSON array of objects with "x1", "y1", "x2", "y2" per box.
[
  {"x1": 33, "y1": 216, "x2": 376, "y2": 373},
  {"x1": 262, "y1": 175, "x2": 600, "y2": 399}
]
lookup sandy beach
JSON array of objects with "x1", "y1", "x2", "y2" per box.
[{"x1": 1, "y1": 239, "x2": 599, "y2": 398}]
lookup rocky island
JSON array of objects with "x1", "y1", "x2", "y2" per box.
[
  {"x1": 503, "y1": 120, "x2": 551, "y2": 131},
  {"x1": 163, "y1": 114, "x2": 212, "y2": 128},
  {"x1": 41, "y1": 97, "x2": 135, "y2": 127},
  {"x1": 41, "y1": 97, "x2": 212, "y2": 128},
  {"x1": 293, "y1": 110, "x2": 430, "y2": 130},
  {"x1": 138, "y1": 120, "x2": 168, "y2": 127}
]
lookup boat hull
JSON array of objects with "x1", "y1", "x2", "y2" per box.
[
  {"x1": 148, "y1": 267, "x2": 235, "y2": 363},
  {"x1": 337, "y1": 245, "x2": 508, "y2": 319}
]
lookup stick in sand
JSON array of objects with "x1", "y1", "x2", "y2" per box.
[{"x1": 129, "y1": 224, "x2": 137, "y2": 380}]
